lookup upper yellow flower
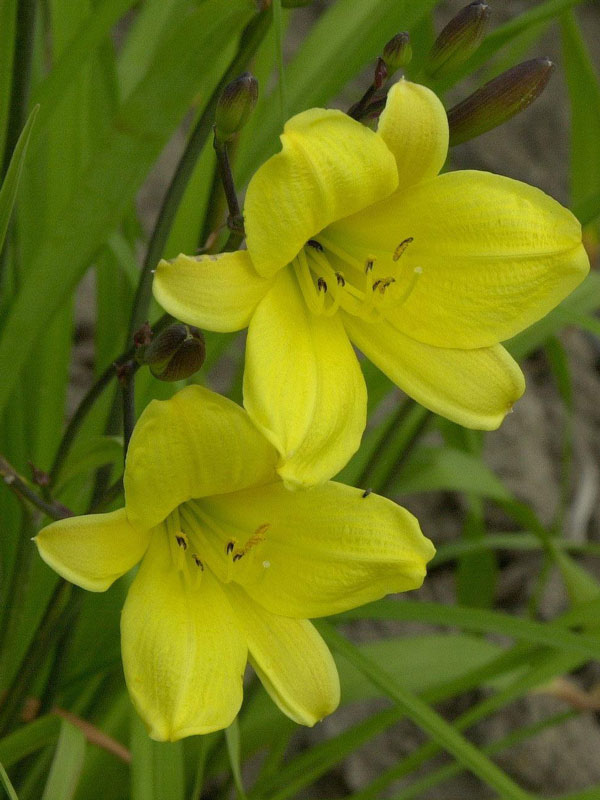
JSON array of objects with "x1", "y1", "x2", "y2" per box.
[
  {"x1": 153, "y1": 80, "x2": 589, "y2": 490},
  {"x1": 35, "y1": 386, "x2": 434, "y2": 741}
]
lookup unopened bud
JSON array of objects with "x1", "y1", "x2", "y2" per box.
[
  {"x1": 426, "y1": 1, "x2": 490, "y2": 78},
  {"x1": 448, "y1": 58, "x2": 554, "y2": 146},
  {"x1": 214, "y1": 73, "x2": 258, "y2": 143},
  {"x1": 143, "y1": 324, "x2": 206, "y2": 382},
  {"x1": 383, "y1": 32, "x2": 412, "y2": 72}
]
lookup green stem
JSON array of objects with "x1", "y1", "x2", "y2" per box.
[
  {"x1": 272, "y1": 0, "x2": 286, "y2": 128},
  {"x1": 1, "y1": 0, "x2": 37, "y2": 179},
  {"x1": 0, "y1": 455, "x2": 71, "y2": 519},
  {"x1": 214, "y1": 135, "x2": 242, "y2": 228},
  {"x1": 48, "y1": 313, "x2": 171, "y2": 487},
  {"x1": 0, "y1": 581, "x2": 82, "y2": 736},
  {"x1": 126, "y1": 7, "x2": 272, "y2": 341},
  {"x1": 120, "y1": 361, "x2": 138, "y2": 459}
]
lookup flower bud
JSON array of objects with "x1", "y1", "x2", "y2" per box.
[
  {"x1": 214, "y1": 73, "x2": 259, "y2": 143},
  {"x1": 143, "y1": 324, "x2": 206, "y2": 382},
  {"x1": 448, "y1": 58, "x2": 554, "y2": 146},
  {"x1": 383, "y1": 32, "x2": 412, "y2": 72},
  {"x1": 426, "y1": 1, "x2": 490, "y2": 78}
]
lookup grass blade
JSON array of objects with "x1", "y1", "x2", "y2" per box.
[
  {"x1": 318, "y1": 622, "x2": 531, "y2": 800},
  {"x1": 0, "y1": 104, "x2": 37, "y2": 252}
]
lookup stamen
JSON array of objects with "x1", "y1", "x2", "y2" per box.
[
  {"x1": 176, "y1": 533, "x2": 188, "y2": 550},
  {"x1": 226, "y1": 541, "x2": 235, "y2": 555},
  {"x1": 302, "y1": 249, "x2": 340, "y2": 316},
  {"x1": 192, "y1": 554, "x2": 204, "y2": 570},
  {"x1": 307, "y1": 239, "x2": 323, "y2": 251},
  {"x1": 335, "y1": 272, "x2": 346, "y2": 287},
  {"x1": 294, "y1": 250, "x2": 325, "y2": 315},
  {"x1": 362, "y1": 488, "x2": 373, "y2": 498},
  {"x1": 393, "y1": 237, "x2": 413, "y2": 261},
  {"x1": 232, "y1": 523, "x2": 270, "y2": 562},
  {"x1": 372, "y1": 277, "x2": 396, "y2": 294},
  {"x1": 365, "y1": 256, "x2": 375, "y2": 274}
]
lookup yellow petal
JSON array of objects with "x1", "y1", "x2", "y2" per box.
[
  {"x1": 344, "y1": 314, "x2": 525, "y2": 429},
  {"x1": 244, "y1": 108, "x2": 398, "y2": 278},
  {"x1": 243, "y1": 268, "x2": 367, "y2": 488},
  {"x1": 328, "y1": 171, "x2": 589, "y2": 349},
  {"x1": 228, "y1": 585, "x2": 339, "y2": 726},
  {"x1": 121, "y1": 531, "x2": 247, "y2": 741},
  {"x1": 377, "y1": 80, "x2": 448, "y2": 187},
  {"x1": 199, "y1": 481, "x2": 434, "y2": 618},
  {"x1": 35, "y1": 508, "x2": 148, "y2": 592},
  {"x1": 153, "y1": 251, "x2": 271, "y2": 332},
  {"x1": 125, "y1": 385, "x2": 278, "y2": 530}
]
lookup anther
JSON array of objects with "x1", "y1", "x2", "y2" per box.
[
  {"x1": 176, "y1": 534, "x2": 188, "y2": 550},
  {"x1": 233, "y1": 553, "x2": 244, "y2": 562},
  {"x1": 192, "y1": 554, "x2": 204, "y2": 570},
  {"x1": 362, "y1": 488, "x2": 373, "y2": 498},
  {"x1": 393, "y1": 237, "x2": 414, "y2": 261},
  {"x1": 365, "y1": 258, "x2": 375, "y2": 273},
  {"x1": 307, "y1": 239, "x2": 323, "y2": 251},
  {"x1": 335, "y1": 272, "x2": 346, "y2": 287},
  {"x1": 317, "y1": 277, "x2": 327, "y2": 292},
  {"x1": 372, "y1": 277, "x2": 396, "y2": 294},
  {"x1": 226, "y1": 541, "x2": 235, "y2": 555}
]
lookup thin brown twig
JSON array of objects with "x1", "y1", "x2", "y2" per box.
[{"x1": 0, "y1": 456, "x2": 72, "y2": 519}]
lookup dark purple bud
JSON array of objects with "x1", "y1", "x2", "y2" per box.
[
  {"x1": 448, "y1": 58, "x2": 554, "y2": 146},
  {"x1": 426, "y1": 1, "x2": 490, "y2": 78},
  {"x1": 143, "y1": 323, "x2": 206, "y2": 382}
]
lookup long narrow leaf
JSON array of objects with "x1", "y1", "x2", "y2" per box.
[
  {"x1": 0, "y1": 105, "x2": 37, "y2": 253},
  {"x1": 318, "y1": 622, "x2": 531, "y2": 800}
]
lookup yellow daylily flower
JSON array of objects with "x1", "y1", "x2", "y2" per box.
[
  {"x1": 35, "y1": 386, "x2": 434, "y2": 741},
  {"x1": 154, "y1": 80, "x2": 589, "y2": 489}
]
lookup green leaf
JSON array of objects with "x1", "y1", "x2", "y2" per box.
[
  {"x1": 131, "y1": 713, "x2": 185, "y2": 800},
  {"x1": 40, "y1": 720, "x2": 86, "y2": 800},
  {"x1": 0, "y1": 104, "x2": 38, "y2": 253},
  {"x1": 338, "y1": 634, "x2": 503, "y2": 704},
  {"x1": 318, "y1": 622, "x2": 532, "y2": 800},
  {"x1": 0, "y1": 0, "x2": 255, "y2": 417},
  {"x1": 0, "y1": 716, "x2": 60, "y2": 769},
  {"x1": 395, "y1": 445, "x2": 511, "y2": 501},
  {"x1": 337, "y1": 599, "x2": 600, "y2": 661},
  {"x1": 30, "y1": 0, "x2": 138, "y2": 141},
  {"x1": 561, "y1": 10, "x2": 600, "y2": 211},
  {"x1": 0, "y1": 763, "x2": 19, "y2": 800},
  {"x1": 54, "y1": 435, "x2": 123, "y2": 493},
  {"x1": 225, "y1": 719, "x2": 247, "y2": 800}
]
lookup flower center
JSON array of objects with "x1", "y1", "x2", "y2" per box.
[
  {"x1": 292, "y1": 234, "x2": 422, "y2": 322},
  {"x1": 164, "y1": 500, "x2": 270, "y2": 587}
]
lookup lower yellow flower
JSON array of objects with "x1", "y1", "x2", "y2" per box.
[
  {"x1": 35, "y1": 386, "x2": 434, "y2": 741},
  {"x1": 153, "y1": 80, "x2": 589, "y2": 490}
]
